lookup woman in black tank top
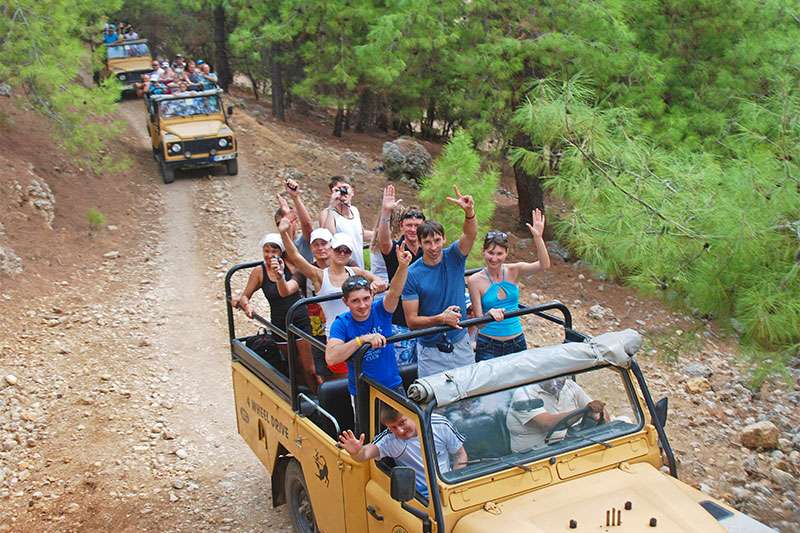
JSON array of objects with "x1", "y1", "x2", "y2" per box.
[{"x1": 231, "y1": 233, "x2": 309, "y2": 334}]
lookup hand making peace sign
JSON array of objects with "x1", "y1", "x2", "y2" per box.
[{"x1": 446, "y1": 185, "x2": 475, "y2": 214}]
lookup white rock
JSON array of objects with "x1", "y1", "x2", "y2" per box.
[
  {"x1": 4, "y1": 374, "x2": 18, "y2": 385},
  {"x1": 175, "y1": 448, "x2": 188, "y2": 460},
  {"x1": 103, "y1": 251, "x2": 120, "y2": 259}
]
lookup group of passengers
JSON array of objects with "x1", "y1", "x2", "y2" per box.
[
  {"x1": 137, "y1": 55, "x2": 219, "y2": 97},
  {"x1": 232, "y1": 175, "x2": 551, "y2": 396},
  {"x1": 232, "y1": 175, "x2": 608, "y2": 495},
  {"x1": 103, "y1": 22, "x2": 139, "y2": 44}
]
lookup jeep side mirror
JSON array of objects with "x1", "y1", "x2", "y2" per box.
[
  {"x1": 226, "y1": 105, "x2": 234, "y2": 115},
  {"x1": 654, "y1": 397, "x2": 668, "y2": 428},
  {"x1": 390, "y1": 466, "x2": 416, "y2": 502}
]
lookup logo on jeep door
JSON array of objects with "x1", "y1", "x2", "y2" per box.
[
  {"x1": 313, "y1": 450, "x2": 329, "y2": 487},
  {"x1": 239, "y1": 406, "x2": 250, "y2": 423}
]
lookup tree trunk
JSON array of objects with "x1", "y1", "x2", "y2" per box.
[
  {"x1": 333, "y1": 105, "x2": 345, "y2": 137},
  {"x1": 343, "y1": 107, "x2": 351, "y2": 131},
  {"x1": 213, "y1": 5, "x2": 233, "y2": 90},
  {"x1": 355, "y1": 90, "x2": 372, "y2": 133},
  {"x1": 246, "y1": 71, "x2": 259, "y2": 100},
  {"x1": 269, "y1": 45, "x2": 285, "y2": 120},
  {"x1": 511, "y1": 136, "x2": 548, "y2": 235}
]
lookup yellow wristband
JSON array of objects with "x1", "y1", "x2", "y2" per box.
[{"x1": 356, "y1": 336, "x2": 363, "y2": 347}]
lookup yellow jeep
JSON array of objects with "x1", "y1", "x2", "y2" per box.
[
  {"x1": 225, "y1": 262, "x2": 775, "y2": 533},
  {"x1": 145, "y1": 88, "x2": 238, "y2": 184},
  {"x1": 98, "y1": 39, "x2": 153, "y2": 94}
]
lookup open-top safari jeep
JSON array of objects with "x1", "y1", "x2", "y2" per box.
[
  {"x1": 224, "y1": 260, "x2": 775, "y2": 532},
  {"x1": 98, "y1": 39, "x2": 153, "y2": 94},
  {"x1": 144, "y1": 88, "x2": 238, "y2": 183}
]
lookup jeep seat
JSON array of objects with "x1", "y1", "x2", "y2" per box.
[
  {"x1": 317, "y1": 377, "x2": 354, "y2": 438},
  {"x1": 450, "y1": 409, "x2": 511, "y2": 459}
]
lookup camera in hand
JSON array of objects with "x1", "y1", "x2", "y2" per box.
[{"x1": 336, "y1": 186, "x2": 349, "y2": 196}]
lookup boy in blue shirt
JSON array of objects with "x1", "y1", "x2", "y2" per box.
[
  {"x1": 327, "y1": 246, "x2": 413, "y2": 400},
  {"x1": 402, "y1": 186, "x2": 478, "y2": 377}
]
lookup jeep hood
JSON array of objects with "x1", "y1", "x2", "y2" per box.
[
  {"x1": 162, "y1": 120, "x2": 231, "y2": 140},
  {"x1": 451, "y1": 462, "x2": 774, "y2": 533},
  {"x1": 109, "y1": 57, "x2": 152, "y2": 72}
]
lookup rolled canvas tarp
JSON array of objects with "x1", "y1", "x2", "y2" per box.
[{"x1": 407, "y1": 329, "x2": 643, "y2": 406}]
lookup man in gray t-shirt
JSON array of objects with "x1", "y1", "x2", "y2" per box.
[{"x1": 339, "y1": 406, "x2": 467, "y2": 498}]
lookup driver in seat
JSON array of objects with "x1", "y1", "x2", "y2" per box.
[{"x1": 506, "y1": 377, "x2": 607, "y2": 452}]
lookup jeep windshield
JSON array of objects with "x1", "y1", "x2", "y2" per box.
[
  {"x1": 433, "y1": 365, "x2": 644, "y2": 484},
  {"x1": 107, "y1": 43, "x2": 150, "y2": 59},
  {"x1": 158, "y1": 95, "x2": 221, "y2": 119}
]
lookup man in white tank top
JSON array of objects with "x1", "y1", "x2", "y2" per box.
[{"x1": 318, "y1": 176, "x2": 373, "y2": 269}]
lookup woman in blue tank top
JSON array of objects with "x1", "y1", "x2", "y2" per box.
[{"x1": 467, "y1": 209, "x2": 551, "y2": 361}]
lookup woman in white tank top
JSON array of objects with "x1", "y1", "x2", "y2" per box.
[
  {"x1": 279, "y1": 223, "x2": 386, "y2": 335},
  {"x1": 319, "y1": 177, "x2": 373, "y2": 269}
]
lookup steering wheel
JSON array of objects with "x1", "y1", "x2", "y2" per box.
[{"x1": 544, "y1": 407, "x2": 592, "y2": 445}]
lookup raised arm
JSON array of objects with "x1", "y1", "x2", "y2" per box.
[
  {"x1": 270, "y1": 258, "x2": 300, "y2": 297},
  {"x1": 318, "y1": 189, "x2": 340, "y2": 234},
  {"x1": 338, "y1": 430, "x2": 380, "y2": 462},
  {"x1": 279, "y1": 218, "x2": 322, "y2": 289},
  {"x1": 378, "y1": 184, "x2": 401, "y2": 255},
  {"x1": 285, "y1": 179, "x2": 313, "y2": 243},
  {"x1": 446, "y1": 185, "x2": 477, "y2": 257},
  {"x1": 353, "y1": 267, "x2": 388, "y2": 293},
  {"x1": 382, "y1": 247, "x2": 411, "y2": 313},
  {"x1": 509, "y1": 209, "x2": 551, "y2": 277}
]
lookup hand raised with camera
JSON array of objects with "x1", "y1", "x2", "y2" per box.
[
  {"x1": 269, "y1": 257, "x2": 284, "y2": 276},
  {"x1": 285, "y1": 178, "x2": 300, "y2": 197},
  {"x1": 440, "y1": 305, "x2": 462, "y2": 329}
]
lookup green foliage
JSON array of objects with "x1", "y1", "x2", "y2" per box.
[
  {"x1": 86, "y1": 207, "x2": 107, "y2": 234},
  {"x1": 511, "y1": 75, "x2": 800, "y2": 378},
  {"x1": 0, "y1": 0, "x2": 125, "y2": 170},
  {"x1": 419, "y1": 131, "x2": 499, "y2": 266}
]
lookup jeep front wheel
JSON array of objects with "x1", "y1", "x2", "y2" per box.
[
  {"x1": 285, "y1": 460, "x2": 318, "y2": 533},
  {"x1": 160, "y1": 161, "x2": 175, "y2": 184},
  {"x1": 226, "y1": 159, "x2": 238, "y2": 176}
]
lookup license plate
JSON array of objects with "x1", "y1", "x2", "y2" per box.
[{"x1": 213, "y1": 153, "x2": 236, "y2": 162}]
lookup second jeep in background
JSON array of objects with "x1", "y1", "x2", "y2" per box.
[{"x1": 145, "y1": 88, "x2": 238, "y2": 184}]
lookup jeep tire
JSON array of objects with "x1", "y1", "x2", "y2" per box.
[
  {"x1": 225, "y1": 159, "x2": 238, "y2": 176},
  {"x1": 285, "y1": 460, "x2": 318, "y2": 533},
  {"x1": 160, "y1": 160, "x2": 175, "y2": 184}
]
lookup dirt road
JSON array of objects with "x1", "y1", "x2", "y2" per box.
[{"x1": 1, "y1": 100, "x2": 291, "y2": 531}]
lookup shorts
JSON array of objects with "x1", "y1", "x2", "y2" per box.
[
  {"x1": 475, "y1": 333, "x2": 527, "y2": 362},
  {"x1": 417, "y1": 334, "x2": 475, "y2": 378},
  {"x1": 392, "y1": 324, "x2": 418, "y2": 366}
]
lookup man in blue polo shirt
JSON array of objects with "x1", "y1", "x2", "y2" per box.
[
  {"x1": 326, "y1": 246, "x2": 413, "y2": 401},
  {"x1": 402, "y1": 186, "x2": 478, "y2": 377}
]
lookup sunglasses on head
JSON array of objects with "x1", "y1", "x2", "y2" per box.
[
  {"x1": 342, "y1": 277, "x2": 370, "y2": 291},
  {"x1": 485, "y1": 230, "x2": 508, "y2": 242},
  {"x1": 400, "y1": 210, "x2": 425, "y2": 221},
  {"x1": 333, "y1": 246, "x2": 352, "y2": 255}
]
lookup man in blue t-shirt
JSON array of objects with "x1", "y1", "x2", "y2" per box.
[
  {"x1": 327, "y1": 246, "x2": 413, "y2": 399},
  {"x1": 402, "y1": 186, "x2": 478, "y2": 377}
]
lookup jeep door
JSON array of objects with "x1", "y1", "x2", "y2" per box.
[{"x1": 365, "y1": 392, "x2": 435, "y2": 533}]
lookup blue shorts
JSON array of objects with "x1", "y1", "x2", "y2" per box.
[{"x1": 475, "y1": 333, "x2": 527, "y2": 362}]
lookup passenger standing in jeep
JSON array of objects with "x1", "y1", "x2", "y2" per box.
[
  {"x1": 402, "y1": 186, "x2": 478, "y2": 377},
  {"x1": 326, "y1": 246, "x2": 413, "y2": 402}
]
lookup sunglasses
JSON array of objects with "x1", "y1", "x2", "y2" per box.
[
  {"x1": 333, "y1": 247, "x2": 352, "y2": 255},
  {"x1": 400, "y1": 210, "x2": 425, "y2": 222},
  {"x1": 342, "y1": 277, "x2": 370, "y2": 291},
  {"x1": 485, "y1": 230, "x2": 508, "y2": 240}
]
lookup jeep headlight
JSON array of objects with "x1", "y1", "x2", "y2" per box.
[
  {"x1": 117, "y1": 73, "x2": 127, "y2": 81},
  {"x1": 169, "y1": 143, "x2": 181, "y2": 153},
  {"x1": 218, "y1": 138, "x2": 228, "y2": 148}
]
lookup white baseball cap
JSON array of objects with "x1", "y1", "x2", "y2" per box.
[
  {"x1": 258, "y1": 233, "x2": 284, "y2": 252},
  {"x1": 310, "y1": 228, "x2": 333, "y2": 245},
  {"x1": 330, "y1": 232, "x2": 355, "y2": 252}
]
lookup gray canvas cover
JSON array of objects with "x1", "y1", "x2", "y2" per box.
[{"x1": 407, "y1": 329, "x2": 642, "y2": 406}]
